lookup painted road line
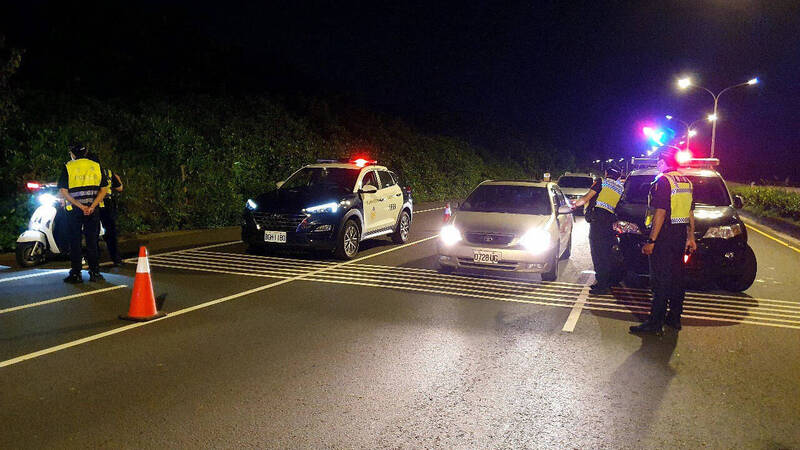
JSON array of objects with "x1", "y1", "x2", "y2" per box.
[
  {"x1": 415, "y1": 206, "x2": 446, "y2": 213},
  {"x1": 743, "y1": 221, "x2": 800, "y2": 254},
  {"x1": 584, "y1": 297, "x2": 800, "y2": 323},
  {"x1": 121, "y1": 240, "x2": 242, "y2": 263},
  {"x1": 0, "y1": 285, "x2": 127, "y2": 314},
  {"x1": 562, "y1": 285, "x2": 591, "y2": 333},
  {"x1": 0, "y1": 234, "x2": 439, "y2": 369},
  {"x1": 0, "y1": 269, "x2": 69, "y2": 284},
  {"x1": 593, "y1": 288, "x2": 800, "y2": 308}
]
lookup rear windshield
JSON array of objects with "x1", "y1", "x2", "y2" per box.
[
  {"x1": 461, "y1": 185, "x2": 552, "y2": 215},
  {"x1": 557, "y1": 176, "x2": 594, "y2": 189},
  {"x1": 622, "y1": 174, "x2": 731, "y2": 206}
]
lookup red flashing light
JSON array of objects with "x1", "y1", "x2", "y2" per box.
[
  {"x1": 26, "y1": 181, "x2": 42, "y2": 191},
  {"x1": 683, "y1": 254, "x2": 690, "y2": 264},
  {"x1": 676, "y1": 150, "x2": 693, "y2": 165},
  {"x1": 351, "y1": 157, "x2": 377, "y2": 168}
]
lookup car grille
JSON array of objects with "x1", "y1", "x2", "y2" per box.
[
  {"x1": 464, "y1": 232, "x2": 515, "y2": 246},
  {"x1": 251, "y1": 212, "x2": 307, "y2": 231},
  {"x1": 457, "y1": 258, "x2": 519, "y2": 271}
]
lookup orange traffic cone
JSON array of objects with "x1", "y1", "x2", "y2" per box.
[
  {"x1": 443, "y1": 203, "x2": 452, "y2": 223},
  {"x1": 120, "y1": 246, "x2": 166, "y2": 321}
]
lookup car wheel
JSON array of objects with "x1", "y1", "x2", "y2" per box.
[
  {"x1": 16, "y1": 242, "x2": 45, "y2": 267},
  {"x1": 541, "y1": 244, "x2": 559, "y2": 282},
  {"x1": 391, "y1": 210, "x2": 411, "y2": 244},
  {"x1": 560, "y1": 235, "x2": 572, "y2": 260},
  {"x1": 334, "y1": 219, "x2": 361, "y2": 260},
  {"x1": 717, "y1": 245, "x2": 757, "y2": 292}
]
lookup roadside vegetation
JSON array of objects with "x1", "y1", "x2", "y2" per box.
[{"x1": 730, "y1": 185, "x2": 800, "y2": 226}]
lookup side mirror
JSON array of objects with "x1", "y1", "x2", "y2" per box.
[
  {"x1": 558, "y1": 205, "x2": 572, "y2": 215},
  {"x1": 275, "y1": 181, "x2": 285, "y2": 189},
  {"x1": 733, "y1": 195, "x2": 744, "y2": 209},
  {"x1": 360, "y1": 185, "x2": 378, "y2": 194}
]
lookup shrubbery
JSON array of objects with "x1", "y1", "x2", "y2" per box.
[
  {"x1": 730, "y1": 185, "x2": 800, "y2": 222},
  {"x1": 0, "y1": 92, "x2": 576, "y2": 251}
]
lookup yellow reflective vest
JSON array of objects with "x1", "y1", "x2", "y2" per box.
[
  {"x1": 64, "y1": 158, "x2": 103, "y2": 211},
  {"x1": 595, "y1": 178, "x2": 624, "y2": 214},
  {"x1": 646, "y1": 170, "x2": 693, "y2": 226}
]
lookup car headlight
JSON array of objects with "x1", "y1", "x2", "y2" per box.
[
  {"x1": 519, "y1": 228, "x2": 552, "y2": 254},
  {"x1": 612, "y1": 220, "x2": 642, "y2": 235},
  {"x1": 246, "y1": 199, "x2": 258, "y2": 210},
  {"x1": 440, "y1": 225, "x2": 462, "y2": 245},
  {"x1": 38, "y1": 193, "x2": 58, "y2": 206},
  {"x1": 302, "y1": 202, "x2": 339, "y2": 214},
  {"x1": 703, "y1": 223, "x2": 743, "y2": 239}
]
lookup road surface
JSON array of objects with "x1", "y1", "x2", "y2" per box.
[{"x1": 1, "y1": 203, "x2": 798, "y2": 448}]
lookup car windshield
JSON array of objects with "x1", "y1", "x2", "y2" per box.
[
  {"x1": 558, "y1": 176, "x2": 594, "y2": 188},
  {"x1": 281, "y1": 167, "x2": 360, "y2": 192},
  {"x1": 461, "y1": 185, "x2": 552, "y2": 215},
  {"x1": 622, "y1": 174, "x2": 731, "y2": 206}
]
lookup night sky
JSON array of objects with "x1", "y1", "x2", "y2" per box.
[{"x1": 4, "y1": 1, "x2": 800, "y2": 181}]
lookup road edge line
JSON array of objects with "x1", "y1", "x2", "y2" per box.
[{"x1": 0, "y1": 285, "x2": 127, "y2": 314}]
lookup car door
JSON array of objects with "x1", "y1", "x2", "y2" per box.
[
  {"x1": 359, "y1": 170, "x2": 382, "y2": 233},
  {"x1": 551, "y1": 186, "x2": 572, "y2": 250},
  {"x1": 377, "y1": 170, "x2": 402, "y2": 229}
]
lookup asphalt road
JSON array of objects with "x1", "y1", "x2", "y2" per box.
[{"x1": 1, "y1": 203, "x2": 799, "y2": 448}]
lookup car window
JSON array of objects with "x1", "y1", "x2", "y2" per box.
[
  {"x1": 361, "y1": 171, "x2": 379, "y2": 189},
  {"x1": 622, "y1": 174, "x2": 731, "y2": 206},
  {"x1": 557, "y1": 176, "x2": 594, "y2": 189},
  {"x1": 461, "y1": 185, "x2": 552, "y2": 215},
  {"x1": 389, "y1": 171, "x2": 401, "y2": 186},
  {"x1": 622, "y1": 175, "x2": 655, "y2": 204},
  {"x1": 281, "y1": 167, "x2": 361, "y2": 193},
  {"x1": 377, "y1": 170, "x2": 395, "y2": 188},
  {"x1": 553, "y1": 187, "x2": 567, "y2": 208}
]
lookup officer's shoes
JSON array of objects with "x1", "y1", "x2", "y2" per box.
[
  {"x1": 63, "y1": 273, "x2": 83, "y2": 284},
  {"x1": 629, "y1": 320, "x2": 663, "y2": 334},
  {"x1": 111, "y1": 259, "x2": 123, "y2": 267},
  {"x1": 589, "y1": 286, "x2": 610, "y2": 295},
  {"x1": 89, "y1": 271, "x2": 104, "y2": 282},
  {"x1": 665, "y1": 315, "x2": 682, "y2": 330}
]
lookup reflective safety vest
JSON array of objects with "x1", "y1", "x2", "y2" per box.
[
  {"x1": 594, "y1": 178, "x2": 624, "y2": 214},
  {"x1": 646, "y1": 171, "x2": 693, "y2": 227},
  {"x1": 64, "y1": 158, "x2": 102, "y2": 211}
]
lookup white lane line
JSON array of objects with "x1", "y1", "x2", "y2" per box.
[
  {"x1": 121, "y1": 240, "x2": 242, "y2": 263},
  {"x1": 415, "y1": 206, "x2": 446, "y2": 213},
  {"x1": 0, "y1": 285, "x2": 127, "y2": 314},
  {"x1": 0, "y1": 235, "x2": 438, "y2": 369},
  {"x1": 0, "y1": 269, "x2": 69, "y2": 284},
  {"x1": 562, "y1": 285, "x2": 591, "y2": 332}
]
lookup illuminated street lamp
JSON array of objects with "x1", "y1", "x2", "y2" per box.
[
  {"x1": 665, "y1": 114, "x2": 705, "y2": 151},
  {"x1": 676, "y1": 76, "x2": 759, "y2": 158}
]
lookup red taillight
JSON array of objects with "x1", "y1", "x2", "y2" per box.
[
  {"x1": 26, "y1": 181, "x2": 42, "y2": 191},
  {"x1": 683, "y1": 254, "x2": 690, "y2": 264},
  {"x1": 405, "y1": 186, "x2": 412, "y2": 194}
]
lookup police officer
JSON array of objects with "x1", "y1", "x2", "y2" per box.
[
  {"x1": 58, "y1": 143, "x2": 109, "y2": 283},
  {"x1": 89, "y1": 153, "x2": 124, "y2": 266},
  {"x1": 630, "y1": 147, "x2": 696, "y2": 333},
  {"x1": 572, "y1": 165, "x2": 623, "y2": 294}
]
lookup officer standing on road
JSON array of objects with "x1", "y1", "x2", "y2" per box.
[
  {"x1": 89, "y1": 153, "x2": 124, "y2": 266},
  {"x1": 630, "y1": 146, "x2": 696, "y2": 333},
  {"x1": 572, "y1": 165, "x2": 623, "y2": 294},
  {"x1": 58, "y1": 143, "x2": 109, "y2": 283}
]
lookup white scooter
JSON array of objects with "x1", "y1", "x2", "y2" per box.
[{"x1": 15, "y1": 181, "x2": 104, "y2": 267}]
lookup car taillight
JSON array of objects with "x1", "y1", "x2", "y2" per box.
[
  {"x1": 26, "y1": 181, "x2": 42, "y2": 191},
  {"x1": 405, "y1": 186, "x2": 412, "y2": 195}
]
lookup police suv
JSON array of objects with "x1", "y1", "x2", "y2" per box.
[
  {"x1": 242, "y1": 158, "x2": 413, "y2": 259},
  {"x1": 613, "y1": 157, "x2": 757, "y2": 291}
]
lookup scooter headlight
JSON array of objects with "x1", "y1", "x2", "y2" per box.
[
  {"x1": 519, "y1": 228, "x2": 552, "y2": 254},
  {"x1": 38, "y1": 193, "x2": 58, "y2": 206}
]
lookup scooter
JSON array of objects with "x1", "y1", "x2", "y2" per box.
[{"x1": 15, "y1": 181, "x2": 104, "y2": 267}]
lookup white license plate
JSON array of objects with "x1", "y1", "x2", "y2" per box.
[
  {"x1": 473, "y1": 250, "x2": 501, "y2": 264},
  {"x1": 264, "y1": 231, "x2": 287, "y2": 243}
]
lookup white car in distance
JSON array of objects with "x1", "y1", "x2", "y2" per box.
[{"x1": 437, "y1": 180, "x2": 573, "y2": 281}]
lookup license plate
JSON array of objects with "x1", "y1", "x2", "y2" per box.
[
  {"x1": 473, "y1": 250, "x2": 501, "y2": 264},
  {"x1": 264, "y1": 231, "x2": 287, "y2": 243}
]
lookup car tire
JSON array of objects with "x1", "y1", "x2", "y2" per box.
[
  {"x1": 334, "y1": 219, "x2": 361, "y2": 260},
  {"x1": 560, "y1": 235, "x2": 572, "y2": 260},
  {"x1": 541, "y1": 244, "x2": 559, "y2": 282},
  {"x1": 717, "y1": 245, "x2": 757, "y2": 292},
  {"x1": 391, "y1": 210, "x2": 411, "y2": 244},
  {"x1": 16, "y1": 242, "x2": 46, "y2": 267}
]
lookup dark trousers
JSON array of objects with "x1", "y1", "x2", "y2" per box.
[
  {"x1": 98, "y1": 205, "x2": 121, "y2": 262},
  {"x1": 589, "y1": 210, "x2": 616, "y2": 288},
  {"x1": 67, "y1": 208, "x2": 100, "y2": 275},
  {"x1": 648, "y1": 229, "x2": 687, "y2": 323}
]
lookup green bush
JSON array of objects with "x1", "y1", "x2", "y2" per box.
[{"x1": 730, "y1": 185, "x2": 800, "y2": 222}]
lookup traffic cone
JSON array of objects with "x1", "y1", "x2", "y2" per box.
[
  {"x1": 443, "y1": 203, "x2": 452, "y2": 223},
  {"x1": 120, "y1": 246, "x2": 166, "y2": 321}
]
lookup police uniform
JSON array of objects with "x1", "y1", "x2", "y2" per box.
[
  {"x1": 645, "y1": 171, "x2": 693, "y2": 325},
  {"x1": 587, "y1": 177, "x2": 624, "y2": 290},
  {"x1": 98, "y1": 168, "x2": 122, "y2": 264},
  {"x1": 57, "y1": 157, "x2": 109, "y2": 278}
]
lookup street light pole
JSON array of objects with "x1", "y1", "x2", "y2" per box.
[
  {"x1": 677, "y1": 77, "x2": 758, "y2": 158},
  {"x1": 666, "y1": 115, "x2": 705, "y2": 151}
]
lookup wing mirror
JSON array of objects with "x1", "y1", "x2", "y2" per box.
[
  {"x1": 360, "y1": 185, "x2": 378, "y2": 194},
  {"x1": 558, "y1": 205, "x2": 572, "y2": 215},
  {"x1": 733, "y1": 195, "x2": 744, "y2": 209},
  {"x1": 275, "y1": 181, "x2": 285, "y2": 189}
]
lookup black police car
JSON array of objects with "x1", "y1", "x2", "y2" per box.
[
  {"x1": 612, "y1": 158, "x2": 757, "y2": 291},
  {"x1": 242, "y1": 158, "x2": 413, "y2": 259}
]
